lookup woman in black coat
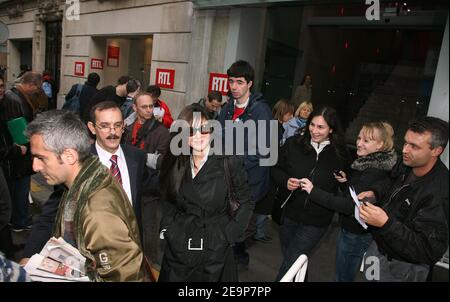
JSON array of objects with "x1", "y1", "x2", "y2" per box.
[
  {"x1": 271, "y1": 106, "x2": 350, "y2": 281},
  {"x1": 300, "y1": 121, "x2": 397, "y2": 281},
  {"x1": 158, "y1": 104, "x2": 253, "y2": 282}
]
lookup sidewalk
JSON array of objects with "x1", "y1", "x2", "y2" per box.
[{"x1": 14, "y1": 175, "x2": 448, "y2": 282}]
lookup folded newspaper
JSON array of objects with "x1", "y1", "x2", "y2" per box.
[{"x1": 24, "y1": 237, "x2": 90, "y2": 282}]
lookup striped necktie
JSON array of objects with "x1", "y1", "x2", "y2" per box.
[{"x1": 110, "y1": 154, "x2": 122, "y2": 185}]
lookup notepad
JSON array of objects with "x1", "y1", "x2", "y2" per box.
[{"x1": 7, "y1": 117, "x2": 28, "y2": 145}]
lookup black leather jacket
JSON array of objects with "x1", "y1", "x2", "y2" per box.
[
  {"x1": 0, "y1": 88, "x2": 34, "y2": 178},
  {"x1": 371, "y1": 159, "x2": 449, "y2": 265}
]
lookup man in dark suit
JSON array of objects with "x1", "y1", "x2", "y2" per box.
[
  {"x1": 86, "y1": 102, "x2": 147, "y2": 227},
  {"x1": 20, "y1": 101, "x2": 152, "y2": 263}
]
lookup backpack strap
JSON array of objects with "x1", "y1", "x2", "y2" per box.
[
  {"x1": 135, "y1": 118, "x2": 157, "y2": 147},
  {"x1": 75, "y1": 84, "x2": 83, "y2": 96}
]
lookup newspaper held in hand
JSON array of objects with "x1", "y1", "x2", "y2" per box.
[
  {"x1": 349, "y1": 186, "x2": 368, "y2": 229},
  {"x1": 24, "y1": 237, "x2": 90, "y2": 282}
]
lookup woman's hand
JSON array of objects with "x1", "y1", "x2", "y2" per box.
[
  {"x1": 299, "y1": 178, "x2": 313, "y2": 194},
  {"x1": 15, "y1": 144, "x2": 27, "y2": 155},
  {"x1": 333, "y1": 170, "x2": 347, "y2": 183},
  {"x1": 287, "y1": 178, "x2": 301, "y2": 191}
]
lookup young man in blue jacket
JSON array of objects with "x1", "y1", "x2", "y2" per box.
[{"x1": 218, "y1": 60, "x2": 274, "y2": 267}]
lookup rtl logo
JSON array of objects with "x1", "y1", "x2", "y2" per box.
[
  {"x1": 156, "y1": 69, "x2": 175, "y2": 89},
  {"x1": 208, "y1": 73, "x2": 229, "y2": 96},
  {"x1": 74, "y1": 61, "x2": 85, "y2": 76},
  {"x1": 91, "y1": 59, "x2": 103, "y2": 70}
]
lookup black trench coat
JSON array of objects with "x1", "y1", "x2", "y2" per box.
[{"x1": 159, "y1": 155, "x2": 253, "y2": 282}]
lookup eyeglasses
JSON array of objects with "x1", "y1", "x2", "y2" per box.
[
  {"x1": 95, "y1": 122, "x2": 124, "y2": 132},
  {"x1": 139, "y1": 104, "x2": 154, "y2": 110},
  {"x1": 189, "y1": 125, "x2": 213, "y2": 136}
]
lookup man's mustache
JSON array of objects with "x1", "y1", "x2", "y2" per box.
[{"x1": 106, "y1": 135, "x2": 120, "y2": 140}]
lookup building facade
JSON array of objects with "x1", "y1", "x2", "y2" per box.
[{"x1": 0, "y1": 0, "x2": 448, "y2": 164}]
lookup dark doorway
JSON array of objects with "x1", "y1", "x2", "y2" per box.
[
  {"x1": 261, "y1": 6, "x2": 303, "y2": 108},
  {"x1": 262, "y1": 39, "x2": 300, "y2": 108},
  {"x1": 18, "y1": 40, "x2": 32, "y2": 72},
  {"x1": 45, "y1": 20, "x2": 62, "y2": 107}
]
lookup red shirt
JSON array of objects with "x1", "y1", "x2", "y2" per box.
[
  {"x1": 232, "y1": 106, "x2": 245, "y2": 121},
  {"x1": 131, "y1": 122, "x2": 145, "y2": 150}
]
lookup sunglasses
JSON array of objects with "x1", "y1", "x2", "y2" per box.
[{"x1": 189, "y1": 125, "x2": 213, "y2": 136}]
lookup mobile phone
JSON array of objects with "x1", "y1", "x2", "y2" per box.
[
  {"x1": 361, "y1": 196, "x2": 376, "y2": 205},
  {"x1": 333, "y1": 170, "x2": 343, "y2": 177}
]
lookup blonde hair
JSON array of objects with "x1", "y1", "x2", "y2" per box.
[
  {"x1": 295, "y1": 101, "x2": 313, "y2": 118},
  {"x1": 273, "y1": 99, "x2": 294, "y2": 122},
  {"x1": 360, "y1": 121, "x2": 395, "y2": 151}
]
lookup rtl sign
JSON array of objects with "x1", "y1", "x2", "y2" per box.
[
  {"x1": 209, "y1": 73, "x2": 228, "y2": 96},
  {"x1": 156, "y1": 68, "x2": 175, "y2": 89},
  {"x1": 91, "y1": 58, "x2": 104, "y2": 70},
  {"x1": 74, "y1": 61, "x2": 85, "y2": 77}
]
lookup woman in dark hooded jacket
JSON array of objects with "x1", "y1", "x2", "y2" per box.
[
  {"x1": 272, "y1": 106, "x2": 351, "y2": 281},
  {"x1": 158, "y1": 104, "x2": 253, "y2": 282}
]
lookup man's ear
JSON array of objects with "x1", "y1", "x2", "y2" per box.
[
  {"x1": 87, "y1": 121, "x2": 96, "y2": 135},
  {"x1": 431, "y1": 146, "x2": 443, "y2": 158},
  {"x1": 248, "y1": 80, "x2": 253, "y2": 90},
  {"x1": 62, "y1": 149, "x2": 79, "y2": 165}
]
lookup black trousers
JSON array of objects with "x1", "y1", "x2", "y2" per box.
[{"x1": 0, "y1": 225, "x2": 15, "y2": 259}]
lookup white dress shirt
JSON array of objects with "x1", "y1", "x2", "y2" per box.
[
  {"x1": 95, "y1": 142, "x2": 133, "y2": 205},
  {"x1": 190, "y1": 147, "x2": 210, "y2": 179}
]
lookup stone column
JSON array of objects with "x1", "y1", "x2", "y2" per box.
[{"x1": 427, "y1": 15, "x2": 449, "y2": 167}]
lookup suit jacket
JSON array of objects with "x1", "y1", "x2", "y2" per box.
[
  {"x1": 23, "y1": 143, "x2": 148, "y2": 258},
  {"x1": 90, "y1": 144, "x2": 146, "y2": 230}
]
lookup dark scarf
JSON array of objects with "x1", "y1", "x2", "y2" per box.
[
  {"x1": 135, "y1": 118, "x2": 157, "y2": 147},
  {"x1": 351, "y1": 150, "x2": 398, "y2": 172}
]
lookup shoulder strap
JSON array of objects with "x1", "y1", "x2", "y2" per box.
[
  {"x1": 135, "y1": 119, "x2": 157, "y2": 147},
  {"x1": 223, "y1": 157, "x2": 239, "y2": 217}
]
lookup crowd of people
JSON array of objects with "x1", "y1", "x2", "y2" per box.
[{"x1": 0, "y1": 59, "x2": 448, "y2": 282}]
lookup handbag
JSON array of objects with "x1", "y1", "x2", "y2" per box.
[{"x1": 223, "y1": 157, "x2": 240, "y2": 218}]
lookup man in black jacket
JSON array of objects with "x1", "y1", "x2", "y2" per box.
[
  {"x1": 359, "y1": 116, "x2": 449, "y2": 282},
  {"x1": 65, "y1": 72, "x2": 100, "y2": 122},
  {"x1": 82, "y1": 75, "x2": 129, "y2": 123},
  {"x1": 1, "y1": 72, "x2": 42, "y2": 232}
]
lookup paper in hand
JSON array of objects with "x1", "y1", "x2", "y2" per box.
[
  {"x1": 350, "y1": 186, "x2": 368, "y2": 229},
  {"x1": 153, "y1": 107, "x2": 165, "y2": 119}
]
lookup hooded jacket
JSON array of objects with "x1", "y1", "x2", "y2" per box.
[
  {"x1": 271, "y1": 136, "x2": 349, "y2": 226},
  {"x1": 218, "y1": 92, "x2": 273, "y2": 203}
]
